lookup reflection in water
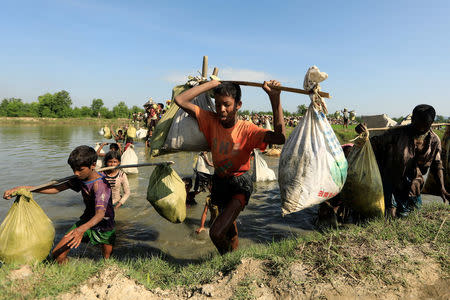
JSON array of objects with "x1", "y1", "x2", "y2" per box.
[{"x1": 0, "y1": 124, "x2": 442, "y2": 260}]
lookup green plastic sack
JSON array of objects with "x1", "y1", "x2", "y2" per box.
[
  {"x1": 340, "y1": 133, "x2": 385, "y2": 218},
  {"x1": 103, "y1": 126, "x2": 112, "y2": 139},
  {"x1": 0, "y1": 189, "x2": 55, "y2": 264},
  {"x1": 147, "y1": 165, "x2": 186, "y2": 223},
  {"x1": 423, "y1": 132, "x2": 450, "y2": 195},
  {"x1": 150, "y1": 85, "x2": 190, "y2": 156}
]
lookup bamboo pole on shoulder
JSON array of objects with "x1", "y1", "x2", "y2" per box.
[
  {"x1": 224, "y1": 81, "x2": 331, "y2": 99},
  {"x1": 29, "y1": 161, "x2": 174, "y2": 192}
]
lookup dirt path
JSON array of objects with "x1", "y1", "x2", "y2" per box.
[{"x1": 56, "y1": 255, "x2": 449, "y2": 300}]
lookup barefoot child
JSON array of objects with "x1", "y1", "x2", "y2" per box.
[
  {"x1": 3, "y1": 145, "x2": 115, "y2": 264},
  {"x1": 195, "y1": 179, "x2": 218, "y2": 234},
  {"x1": 102, "y1": 151, "x2": 130, "y2": 210},
  {"x1": 175, "y1": 79, "x2": 286, "y2": 254}
]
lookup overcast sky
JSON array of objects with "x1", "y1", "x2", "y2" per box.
[{"x1": 1, "y1": 0, "x2": 449, "y2": 117}]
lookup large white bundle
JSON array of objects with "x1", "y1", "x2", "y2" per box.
[
  {"x1": 163, "y1": 93, "x2": 215, "y2": 152},
  {"x1": 136, "y1": 128, "x2": 148, "y2": 139},
  {"x1": 278, "y1": 66, "x2": 347, "y2": 215},
  {"x1": 252, "y1": 150, "x2": 276, "y2": 182},
  {"x1": 99, "y1": 127, "x2": 104, "y2": 136},
  {"x1": 264, "y1": 118, "x2": 272, "y2": 130},
  {"x1": 121, "y1": 144, "x2": 138, "y2": 174},
  {"x1": 94, "y1": 143, "x2": 105, "y2": 169}
]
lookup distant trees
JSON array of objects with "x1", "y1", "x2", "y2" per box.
[
  {"x1": 0, "y1": 91, "x2": 144, "y2": 118},
  {"x1": 296, "y1": 104, "x2": 307, "y2": 116}
]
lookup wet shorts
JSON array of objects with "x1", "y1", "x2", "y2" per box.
[
  {"x1": 67, "y1": 221, "x2": 116, "y2": 246},
  {"x1": 211, "y1": 172, "x2": 253, "y2": 211}
]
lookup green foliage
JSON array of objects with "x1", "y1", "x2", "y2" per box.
[
  {"x1": 296, "y1": 104, "x2": 307, "y2": 116},
  {"x1": 90, "y1": 98, "x2": 104, "y2": 117},
  {"x1": 0, "y1": 92, "x2": 138, "y2": 119},
  {"x1": 37, "y1": 91, "x2": 73, "y2": 118},
  {"x1": 112, "y1": 101, "x2": 129, "y2": 118}
]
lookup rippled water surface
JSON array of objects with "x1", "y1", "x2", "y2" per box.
[{"x1": 0, "y1": 124, "x2": 440, "y2": 260}]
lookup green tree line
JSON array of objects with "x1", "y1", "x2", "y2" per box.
[{"x1": 0, "y1": 90, "x2": 145, "y2": 118}]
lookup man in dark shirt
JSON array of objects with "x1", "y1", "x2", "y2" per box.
[{"x1": 357, "y1": 104, "x2": 449, "y2": 217}]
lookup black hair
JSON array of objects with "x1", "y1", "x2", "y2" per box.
[
  {"x1": 68, "y1": 145, "x2": 97, "y2": 170},
  {"x1": 104, "y1": 150, "x2": 121, "y2": 165},
  {"x1": 109, "y1": 143, "x2": 119, "y2": 151},
  {"x1": 118, "y1": 130, "x2": 123, "y2": 135},
  {"x1": 157, "y1": 103, "x2": 164, "y2": 109},
  {"x1": 412, "y1": 104, "x2": 436, "y2": 124},
  {"x1": 126, "y1": 137, "x2": 134, "y2": 144},
  {"x1": 182, "y1": 177, "x2": 192, "y2": 186},
  {"x1": 214, "y1": 82, "x2": 241, "y2": 103}
]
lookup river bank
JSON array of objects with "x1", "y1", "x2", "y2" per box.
[{"x1": 0, "y1": 203, "x2": 448, "y2": 299}]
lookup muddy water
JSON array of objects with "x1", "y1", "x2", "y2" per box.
[{"x1": 0, "y1": 124, "x2": 441, "y2": 261}]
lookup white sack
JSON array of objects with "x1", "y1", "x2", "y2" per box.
[
  {"x1": 121, "y1": 144, "x2": 139, "y2": 174},
  {"x1": 99, "y1": 128, "x2": 105, "y2": 136},
  {"x1": 252, "y1": 150, "x2": 276, "y2": 182},
  {"x1": 163, "y1": 93, "x2": 215, "y2": 152},
  {"x1": 94, "y1": 143, "x2": 105, "y2": 169},
  {"x1": 264, "y1": 118, "x2": 272, "y2": 130},
  {"x1": 278, "y1": 66, "x2": 347, "y2": 215},
  {"x1": 136, "y1": 128, "x2": 148, "y2": 139}
]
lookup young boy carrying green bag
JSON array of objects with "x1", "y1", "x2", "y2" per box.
[{"x1": 3, "y1": 145, "x2": 115, "y2": 264}]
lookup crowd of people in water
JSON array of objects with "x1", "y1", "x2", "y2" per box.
[{"x1": 3, "y1": 80, "x2": 449, "y2": 263}]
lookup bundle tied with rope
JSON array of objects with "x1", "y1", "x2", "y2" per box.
[
  {"x1": 340, "y1": 128, "x2": 385, "y2": 218},
  {"x1": 278, "y1": 66, "x2": 347, "y2": 215}
]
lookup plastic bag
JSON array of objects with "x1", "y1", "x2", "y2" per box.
[
  {"x1": 127, "y1": 126, "x2": 137, "y2": 138},
  {"x1": 136, "y1": 128, "x2": 148, "y2": 139},
  {"x1": 252, "y1": 150, "x2": 276, "y2": 182},
  {"x1": 163, "y1": 92, "x2": 215, "y2": 152},
  {"x1": 340, "y1": 133, "x2": 385, "y2": 217},
  {"x1": 150, "y1": 85, "x2": 189, "y2": 156},
  {"x1": 278, "y1": 66, "x2": 347, "y2": 215},
  {"x1": 121, "y1": 144, "x2": 138, "y2": 174},
  {"x1": 103, "y1": 126, "x2": 111, "y2": 139},
  {"x1": 264, "y1": 118, "x2": 272, "y2": 130},
  {"x1": 94, "y1": 142, "x2": 105, "y2": 169},
  {"x1": 0, "y1": 189, "x2": 55, "y2": 264},
  {"x1": 422, "y1": 131, "x2": 450, "y2": 195},
  {"x1": 147, "y1": 165, "x2": 186, "y2": 223},
  {"x1": 264, "y1": 148, "x2": 281, "y2": 157}
]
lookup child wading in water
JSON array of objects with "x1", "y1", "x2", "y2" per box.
[
  {"x1": 3, "y1": 145, "x2": 115, "y2": 264},
  {"x1": 175, "y1": 79, "x2": 286, "y2": 254},
  {"x1": 102, "y1": 151, "x2": 130, "y2": 210}
]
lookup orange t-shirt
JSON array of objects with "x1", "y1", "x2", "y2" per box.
[{"x1": 194, "y1": 106, "x2": 269, "y2": 177}]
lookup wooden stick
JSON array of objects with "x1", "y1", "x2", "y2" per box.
[
  {"x1": 212, "y1": 67, "x2": 219, "y2": 76},
  {"x1": 225, "y1": 80, "x2": 331, "y2": 99},
  {"x1": 368, "y1": 123, "x2": 450, "y2": 131},
  {"x1": 29, "y1": 161, "x2": 174, "y2": 192},
  {"x1": 202, "y1": 56, "x2": 208, "y2": 78}
]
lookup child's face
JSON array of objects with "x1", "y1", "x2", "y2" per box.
[
  {"x1": 72, "y1": 165, "x2": 95, "y2": 180},
  {"x1": 214, "y1": 95, "x2": 241, "y2": 127},
  {"x1": 106, "y1": 158, "x2": 120, "y2": 167}
]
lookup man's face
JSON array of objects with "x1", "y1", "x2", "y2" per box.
[
  {"x1": 214, "y1": 94, "x2": 241, "y2": 127},
  {"x1": 72, "y1": 165, "x2": 95, "y2": 180},
  {"x1": 411, "y1": 117, "x2": 433, "y2": 135}
]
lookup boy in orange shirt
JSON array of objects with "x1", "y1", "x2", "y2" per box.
[{"x1": 175, "y1": 79, "x2": 285, "y2": 254}]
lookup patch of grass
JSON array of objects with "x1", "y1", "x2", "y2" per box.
[
  {"x1": 0, "y1": 259, "x2": 103, "y2": 300},
  {"x1": 0, "y1": 203, "x2": 447, "y2": 299},
  {"x1": 231, "y1": 276, "x2": 255, "y2": 300}
]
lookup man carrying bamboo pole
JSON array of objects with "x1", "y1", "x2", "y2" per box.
[{"x1": 356, "y1": 104, "x2": 450, "y2": 218}]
